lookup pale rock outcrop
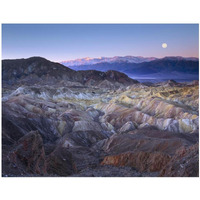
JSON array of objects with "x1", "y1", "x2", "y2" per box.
[
  {"x1": 138, "y1": 123, "x2": 151, "y2": 129},
  {"x1": 178, "y1": 119, "x2": 198, "y2": 133},
  {"x1": 86, "y1": 107, "x2": 100, "y2": 120},
  {"x1": 119, "y1": 121, "x2": 136, "y2": 134},
  {"x1": 72, "y1": 120, "x2": 102, "y2": 133}
]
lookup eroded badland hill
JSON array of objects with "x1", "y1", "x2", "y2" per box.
[{"x1": 2, "y1": 57, "x2": 199, "y2": 177}]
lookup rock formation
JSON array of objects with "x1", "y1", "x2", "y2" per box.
[{"x1": 2, "y1": 57, "x2": 199, "y2": 177}]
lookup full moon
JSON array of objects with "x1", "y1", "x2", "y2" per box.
[{"x1": 162, "y1": 43, "x2": 167, "y2": 48}]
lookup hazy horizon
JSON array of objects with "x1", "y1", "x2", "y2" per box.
[
  {"x1": 2, "y1": 55, "x2": 199, "y2": 63},
  {"x1": 2, "y1": 24, "x2": 199, "y2": 62}
]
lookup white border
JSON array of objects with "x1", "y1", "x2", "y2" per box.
[
  {"x1": 0, "y1": 1, "x2": 200, "y2": 200},
  {"x1": 0, "y1": 0, "x2": 200, "y2": 23}
]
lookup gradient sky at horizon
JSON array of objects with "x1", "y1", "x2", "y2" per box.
[{"x1": 2, "y1": 24, "x2": 199, "y2": 62}]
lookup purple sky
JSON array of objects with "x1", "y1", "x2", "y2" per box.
[{"x1": 2, "y1": 24, "x2": 199, "y2": 62}]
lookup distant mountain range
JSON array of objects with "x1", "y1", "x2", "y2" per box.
[
  {"x1": 61, "y1": 56, "x2": 199, "y2": 80},
  {"x1": 61, "y1": 56, "x2": 157, "y2": 66}
]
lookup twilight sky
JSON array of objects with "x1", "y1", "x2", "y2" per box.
[{"x1": 2, "y1": 24, "x2": 199, "y2": 62}]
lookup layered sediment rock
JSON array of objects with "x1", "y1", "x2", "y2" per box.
[
  {"x1": 2, "y1": 131, "x2": 46, "y2": 176},
  {"x1": 46, "y1": 146, "x2": 75, "y2": 176},
  {"x1": 96, "y1": 84, "x2": 199, "y2": 134},
  {"x1": 100, "y1": 130, "x2": 198, "y2": 174},
  {"x1": 160, "y1": 143, "x2": 199, "y2": 177},
  {"x1": 101, "y1": 151, "x2": 171, "y2": 172}
]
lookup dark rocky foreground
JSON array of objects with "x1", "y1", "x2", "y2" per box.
[{"x1": 2, "y1": 57, "x2": 199, "y2": 177}]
